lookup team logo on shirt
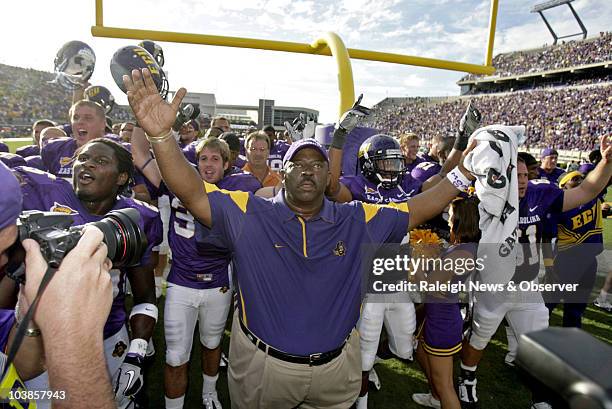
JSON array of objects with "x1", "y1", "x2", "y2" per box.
[
  {"x1": 59, "y1": 156, "x2": 73, "y2": 166},
  {"x1": 112, "y1": 341, "x2": 127, "y2": 357},
  {"x1": 333, "y1": 241, "x2": 346, "y2": 256},
  {"x1": 50, "y1": 202, "x2": 79, "y2": 215}
]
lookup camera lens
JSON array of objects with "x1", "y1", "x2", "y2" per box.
[{"x1": 90, "y1": 208, "x2": 147, "y2": 268}]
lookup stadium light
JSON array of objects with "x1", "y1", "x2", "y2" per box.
[
  {"x1": 91, "y1": 0, "x2": 498, "y2": 118},
  {"x1": 531, "y1": 0, "x2": 587, "y2": 45}
]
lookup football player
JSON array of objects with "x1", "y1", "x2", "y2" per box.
[
  {"x1": 544, "y1": 170, "x2": 607, "y2": 327},
  {"x1": 399, "y1": 132, "x2": 423, "y2": 173},
  {"x1": 328, "y1": 133, "x2": 421, "y2": 409},
  {"x1": 15, "y1": 119, "x2": 55, "y2": 158},
  {"x1": 130, "y1": 128, "x2": 261, "y2": 409},
  {"x1": 262, "y1": 125, "x2": 290, "y2": 172},
  {"x1": 459, "y1": 139, "x2": 612, "y2": 409},
  {"x1": 537, "y1": 148, "x2": 564, "y2": 183},
  {"x1": 15, "y1": 138, "x2": 162, "y2": 409}
]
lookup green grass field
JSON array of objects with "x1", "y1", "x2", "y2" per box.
[{"x1": 136, "y1": 296, "x2": 611, "y2": 408}]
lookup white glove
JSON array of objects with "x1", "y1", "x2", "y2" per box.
[{"x1": 113, "y1": 339, "x2": 146, "y2": 409}]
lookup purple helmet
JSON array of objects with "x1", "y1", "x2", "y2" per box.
[
  {"x1": 138, "y1": 40, "x2": 165, "y2": 67},
  {"x1": 110, "y1": 45, "x2": 169, "y2": 100},
  {"x1": 358, "y1": 134, "x2": 405, "y2": 189},
  {"x1": 84, "y1": 85, "x2": 115, "y2": 114}
]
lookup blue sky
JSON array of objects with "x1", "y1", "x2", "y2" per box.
[{"x1": 1, "y1": 0, "x2": 610, "y2": 123}]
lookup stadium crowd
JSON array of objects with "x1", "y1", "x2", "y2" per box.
[
  {"x1": 462, "y1": 31, "x2": 612, "y2": 80},
  {"x1": 1, "y1": 37, "x2": 611, "y2": 409},
  {"x1": 365, "y1": 84, "x2": 611, "y2": 151}
]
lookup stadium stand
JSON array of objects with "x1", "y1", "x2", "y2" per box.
[
  {"x1": 0, "y1": 63, "x2": 133, "y2": 138},
  {"x1": 366, "y1": 32, "x2": 611, "y2": 153}
]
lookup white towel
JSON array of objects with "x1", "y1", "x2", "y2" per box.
[{"x1": 464, "y1": 125, "x2": 524, "y2": 285}]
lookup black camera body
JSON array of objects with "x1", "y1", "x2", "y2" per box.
[{"x1": 6, "y1": 208, "x2": 147, "y2": 284}]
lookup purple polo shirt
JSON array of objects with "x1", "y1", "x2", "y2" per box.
[{"x1": 200, "y1": 185, "x2": 409, "y2": 355}]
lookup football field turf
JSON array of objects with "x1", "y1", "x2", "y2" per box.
[{"x1": 138, "y1": 297, "x2": 612, "y2": 408}]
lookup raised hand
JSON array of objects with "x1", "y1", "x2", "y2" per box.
[
  {"x1": 123, "y1": 68, "x2": 186, "y2": 138},
  {"x1": 599, "y1": 134, "x2": 612, "y2": 163}
]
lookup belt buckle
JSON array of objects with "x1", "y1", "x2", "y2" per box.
[{"x1": 309, "y1": 352, "x2": 323, "y2": 365}]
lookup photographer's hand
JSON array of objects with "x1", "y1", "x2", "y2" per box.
[{"x1": 21, "y1": 226, "x2": 115, "y2": 408}]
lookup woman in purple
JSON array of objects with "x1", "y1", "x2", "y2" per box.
[{"x1": 413, "y1": 196, "x2": 480, "y2": 409}]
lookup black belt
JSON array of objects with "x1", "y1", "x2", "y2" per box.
[{"x1": 239, "y1": 319, "x2": 346, "y2": 366}]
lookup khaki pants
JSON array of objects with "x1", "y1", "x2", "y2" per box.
[{"x1": 228, "y1": 311, "x2": 361, "y2": 409}]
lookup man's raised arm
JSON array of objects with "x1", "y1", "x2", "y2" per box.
[{"x1": 123, "y1": 68, "x2": 212, "y2": 227}]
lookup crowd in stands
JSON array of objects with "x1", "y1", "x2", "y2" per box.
[
  {"x1": 0, "y1": 63, "x2": 132, "y2": 138},
  {"x1": 462, "y1": 31, "x2": 612, "y2": 80},
  {"x1": 366, "y1": 84, "x2": 611, "y2": 151}
]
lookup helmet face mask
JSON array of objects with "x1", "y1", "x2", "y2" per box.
[
  {"x1": 138, "y1": 40, "x2": 165, "y2": 67},
  {"x1": 110, "y1": 45, "x2": 169, "y2": 100},
  {"x1": 358, "y1": 135, "x2": 405, "y2": 189},
  {"x1": 53, "y1": 41, "x2": 96, "y2": 90}
]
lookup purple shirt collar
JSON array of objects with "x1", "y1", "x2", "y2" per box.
[{"x1": 271, "y1": 188, "x2": 335, "y2": 224}]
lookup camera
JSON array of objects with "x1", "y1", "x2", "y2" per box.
[{"x1": 5, "y1": 208, "x2": 147, "y2": 284}]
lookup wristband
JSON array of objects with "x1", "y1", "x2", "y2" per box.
[
  {"x1": 330, "y1": 128, "x2": 347, "y2": 150},
  {"x1": 128, "y1": 338, "x2": 148, "y2": 358},
  {"x1": 543, "y1": 258, "x2": 554, "y2": 267},
  {"x1": 146, "y1": 129, "x2": 173, "y2": 144},
  {"x1": 138, "y1": 157, "x2": 154, "y2": 172},
  {"x1": 130, "y1": 303, "x2": 158, "y2": 322},
  {"x1": 446, "y1": 167, "x2": 471, "y2": 192}
]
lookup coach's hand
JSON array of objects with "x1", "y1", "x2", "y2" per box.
[{"x1": 123, "y1": 68, "x2": 187, "y2": 138}]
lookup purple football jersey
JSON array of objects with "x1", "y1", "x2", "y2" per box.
[
  {"x1": 404, "y1": 156, "x2": 425, "y2": 173},
  {"x1": 166, "y1": 172, "x2": 261, "y2": 289},
  {"x1": 341, "y1": 173, "x2": 422, "y2": 204},
  {"x1": 24, "y1": 155, "x2": 45, "y2": 171},
  {"x1": 268, "y1": 140, "x2": 290, "y2": 172},
  {"x1": 15, "y1": 167, "x2": 163, "y2": 339},
  {"x1": 182, "y1": 140, "x2": 198, "y2": 164},
  {"x1": 40, "y1": 137, "x2": 77, "y2": 177},
  {"x1": 513, "y1": 179, "x2": 564, "y2": 282},
  {"x1": 411, "y1": 161, "x2": 442, "y2": 183},
  {"x1": 0, "y1": 309, "x2": 15, "y2": 352},
  {"x1": 537, "y1": 167, "x2": 564, "y2": 183},
  {"x1": 0, "y1": 153, "x2": 26, "y2": 168},
  {"x1": 15, "y1": 144, "x2": 40, "y2": 158}
]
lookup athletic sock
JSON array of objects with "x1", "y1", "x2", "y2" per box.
[
  {"x1": 203, "y1": 373, "x2": 219, "y2": 395},
  {"x1": 165, "y1": 395, "x2": 185, "y2": 409}
]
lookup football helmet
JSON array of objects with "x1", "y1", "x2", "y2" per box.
[
  {"x1": 358, "y1": 134, "x2": 405, "y2": 189},
  {"x1": 84, "y1": 85, "x2": 115, "y2": 114},
  {"x1": 138, "y1": 40, "x2": 165, "y2": 67},
  {"x1": 110, "y1": 45, "x2": 169, "y2": 100},
  {"x1": 53, "y1": 41, "x2": 96, "y2": 90}
]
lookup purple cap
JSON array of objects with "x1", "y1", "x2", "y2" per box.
[
  {"x1": 578, "y1": 163, "x2": 595, "y2": 175},
  {"x1": 282, "y1": 138, "x2": 329, "y2": 168},
  {"x1": 541, "y1": 147, "x2": 558, "y2": 157},
  {"x1": 0, "y1": 142, "x2": 8, "y2": 153},
  {"x1": 0, "y1": 161, "x2": 22, "y2": 230},
  {"x1": 0, "y1": 153, "x2": 27, "y2": 168}
]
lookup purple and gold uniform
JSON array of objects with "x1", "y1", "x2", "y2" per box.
[
  {"x1": 404, "y1": 155, "x2": 425, "y2": 174},
  {"x1": 41, "y1": 135, "x2": 125, "y2": 178},
  {"x1": 15, "y1": 145, "x2": 40, "y2": 158},
  {"x1": 419, "y1": 243, "x2": 476, "y2": 356},
  {"x1": 268, "y1": 140, "x2": 290, "y2": 172},
  {"x1": 411, "y1": 161, "x2": 441, "y2": 184},
  {"x1": 341, "y1": 174, "x2": 422, "y2": 204},
  {"x1": 24, "y1": 155, "x2": 45, "y2": 171},
  {"x1": 0, "y1": 153, "x2": 27, "y2": 168},
  {"x1": 512, "y1": 180, "x2": 564, "y2": 283},
  {"x1": 200, "y1": 186, "x2": 408, "y2": 355},
  {"x1": 537, "y1": 167, "x2": 564, "y2": 183},
  {"x1": 14, "y1": 166, "x2": 163, "y2": 339},
  {"x1": 166, "y1": 172, "x2": 261, "y2": 290}
]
